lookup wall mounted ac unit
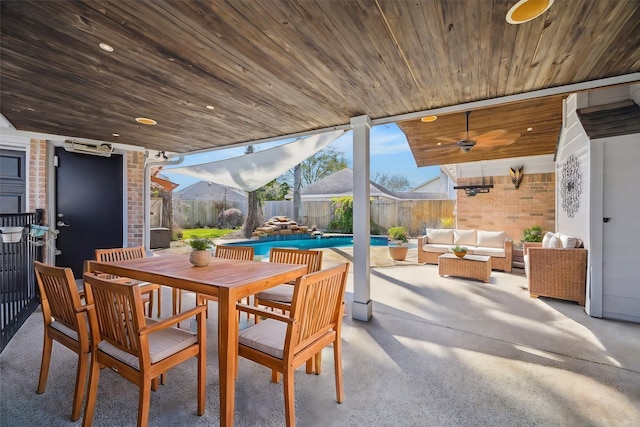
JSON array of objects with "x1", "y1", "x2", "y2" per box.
[{"x1": 64, "y1": 140, "x2": 114, "y2": 157}]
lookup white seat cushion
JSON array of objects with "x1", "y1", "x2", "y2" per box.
[
  {"x1": 98, "y1": 319, "x2": 197, "y2": 370},
  {"x1": 422, "y1": 243, "x2": 456, "y2": 254},
  {"x1": 473, "y1": 247, "x2": 505, "y2": 257},
  {"x1": 239, "y1": 319, "x2": 286, "y2": 359},
  {"x1": 257, "y1": 284, "x2": 294, "y2": 303}
]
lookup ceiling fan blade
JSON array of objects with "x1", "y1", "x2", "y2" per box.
[
  {"x1": 476, "y1": 130, "x2": 520, "y2": 147},
  {"x1": 436, "y1": 136, "x2": 458, "y2": 143}
]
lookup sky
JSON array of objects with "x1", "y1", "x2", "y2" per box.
[{"x1": 162, "y1": 123, "x2": 441, "y2": 191}]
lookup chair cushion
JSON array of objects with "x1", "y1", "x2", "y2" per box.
[
  {"x1": 426, "y1": 229, "x2": 454, "y2": 244},
  {"x1": 98, "y1": 320, "x2": 197, "y2": 370},
  {"x1": 421, "y1": 243, "x2": 455, "y2": 254},
  {"x1": 454, "y1": 229, "x2": 477, "y2": 246},
  {"x1": 51, "y1": 320, "x2": 79, "y2": 341},
  {"x1": 257, "y1": 284, "x2": 294, "y2": 303},
  {"x1": 476, "y1": 230, "x2": 506, "y2": 248},
  {"x1": 473, "y1": 247, "x2": 505, "y2": 257},
  {"x1": 239, "y1": 319, "x2": 286, "y2": 359}
]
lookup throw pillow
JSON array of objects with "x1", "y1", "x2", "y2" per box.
[
  {"x1": 541, "y1": 232, "x2": 555, "y2": 248},
  {"x1": 557, "y1": 233, "x2": 578, "y2": 248},
  {"x1": 548, "y1": 235, "x2": 562, "y2": 248}
]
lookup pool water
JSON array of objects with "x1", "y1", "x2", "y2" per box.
[{"x1": 227, "y1": 235, "x2": 391, "y2": 256}]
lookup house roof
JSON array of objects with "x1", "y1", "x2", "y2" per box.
[
  {"x1": 577, "y1": 101, "x2": 640, "y2": 140},
  {"x1": 411, "y1": 176, "x2": 440, "y2": 192},
  {"x1": 300, "y1": 168, "x2": 447, "y2": 200},
  {"x1": 300, "y1": 169, "x2": 395, "y2": 198},
  {"x1": 176, "y1": 181, "x2": 247, "y2": 202},
  {"x1": 1, "y1": 1, "x2": 638, "y2": 165}
]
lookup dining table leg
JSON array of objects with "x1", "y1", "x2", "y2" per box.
[{"x1": 218, "y1": 287, "x2": 238, "y2": 426}]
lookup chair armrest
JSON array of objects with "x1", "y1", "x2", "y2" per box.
[
  {"x1": 236, "y1": 303, "x2": 294, "y2": 325},
  {"x1": 139, "y1": 304, "x2": 207, "y2": 335},
  {"x1": 418, "y1": 236, "x2": 426, "y2": 246},
  {"x1": 522, "y1": 242, "x2": 542, "y2": 255}
]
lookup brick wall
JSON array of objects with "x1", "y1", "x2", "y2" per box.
[
  {"x1": 127, "y1": 151, "x2": 145, "y2": 247},
  {"x1": 456, "y1": 173, "x2": 555, "y2": 246},
  {"x1": 29, "y1": 139, "x2": 47, "y2": 212}
]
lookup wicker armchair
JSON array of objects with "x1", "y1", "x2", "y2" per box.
[{"x1": 523, "y1": 242, "x2": 588, "y2": 306}]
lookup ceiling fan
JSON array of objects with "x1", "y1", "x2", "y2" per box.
[{"x1": 427, "y1": 111, "x2": 520, "y2": 153}]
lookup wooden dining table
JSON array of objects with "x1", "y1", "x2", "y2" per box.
[{"x1": 89, "y1": 253, "x2": 308, "y2": 426}]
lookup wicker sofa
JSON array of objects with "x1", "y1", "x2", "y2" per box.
[
  {"x1": 417, "y1": 228, "x2": 513, "y2": 272},
  {"x1": 523, "y1": 232, "x2": 588, "y2": 306}
]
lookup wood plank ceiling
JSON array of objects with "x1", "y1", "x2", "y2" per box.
[{"x1": 1, "y1": 1, "x2": 639, "y2": 165}]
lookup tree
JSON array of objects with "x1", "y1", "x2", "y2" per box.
[
  {"x1": 284, "y1": 147, "x2": 349, "y2": 187},
  {"x1": 242, "y1": 146, "x2": 264, "y2": 238},
  {"x1": 372, "y1": 172, "x2": 412, "y2": 191},
  {"x1": 261, "y1": 179, "x2": 290, "y2": 201}
]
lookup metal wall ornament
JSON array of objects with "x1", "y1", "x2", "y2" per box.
[{"x1": 560, "y1": 154, "x2": 582, "y2": 218}]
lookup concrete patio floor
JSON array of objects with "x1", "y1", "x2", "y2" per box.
[{"x1": 1, "y1": 246, "x2": 639, "y2": 426}]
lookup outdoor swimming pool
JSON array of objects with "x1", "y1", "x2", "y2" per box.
[{"x1": 227, "y1": 235, "x2": 391, "y2": 256}]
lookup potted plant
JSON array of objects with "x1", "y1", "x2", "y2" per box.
[
  {"x1": 388, "y1": 226, "x2": 409, "y2": 261},
  {"x1": 522, "y1": 225, "x2": 543, "y2": 243},
  {"x1": 451, "y1": 245, "x2": 468, "y2": 258},
  {"x1": 189, "y1": 237, "x2": 213, "y2": 267}
]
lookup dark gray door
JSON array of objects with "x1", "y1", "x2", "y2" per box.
[
  {"x1": 0, "y1": 149, "x2": 26, "y2": 213},
  {"x1": 55, "y1": 147, "x2": 123, "y2": 277}
]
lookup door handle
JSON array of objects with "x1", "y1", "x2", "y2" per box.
[{"x1": 57, "y1": 220, "x2": 70, "y2": 227}]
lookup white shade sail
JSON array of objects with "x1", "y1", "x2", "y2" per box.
[{"x1": 168, "y1": 130, "x2": 345, "y2": 192}]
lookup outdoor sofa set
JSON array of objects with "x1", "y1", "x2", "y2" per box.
[
  {"x1": 417, "y1": 228, "x2": 513, "y2": 272},
  {"x1": 418, "y1": 228, "x2": 588, "y2": 306}
]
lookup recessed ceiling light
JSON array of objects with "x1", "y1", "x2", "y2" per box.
[
  {"x1": 206, "y1": 105, "x2": 215, "y2": 110},
  {"x1": 135, "y1": 117, "x2": 157, "y2": 125},
  {"x1": 99, "y1": 43, "x2": 114, "y2": 52},
  {"x1": 437, "y1": 142, "x2": 442, "y2": 146},
  {"x1": 112, "y1": 133, "x2": 120, "y2": 137},
  {"x1": 527, "y1": 127, "x2": 533, "y2": 132},
  {"x1": 421, "y1": 115, "x2": 438, "y2": 123},
  {"x1": 506, "y1": 0, "x2": 554, "y2": 25}
]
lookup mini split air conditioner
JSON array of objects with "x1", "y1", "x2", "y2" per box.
[{"x1": 64, "y1": 140, "x2": 114, "y2": 157}]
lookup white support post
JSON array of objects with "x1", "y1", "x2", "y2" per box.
[{"x1": 350, "y1": 115, "x2": 372, "y2": 321}]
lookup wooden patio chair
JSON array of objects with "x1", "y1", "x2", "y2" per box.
[
  {"x1": 174, "y1": 245, "x2": 254, "y2": 316},
  {"x1": 255, "y1": 248, "x2": 323, "y2": 314},
  {"x1": 235, "y1": 263, "x2": 350, "y2": 427},
  {"x1": 81, "y1": 273, "x2": 207, "y2": 427},
  {"x1": 95, "y1": 247, "x2": 162, "y2": 317},
  {"x1": 33, "y1": 261, "x2": 92, "y2": 421}
]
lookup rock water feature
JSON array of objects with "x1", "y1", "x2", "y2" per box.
[{"x1": 252, "y1": 216, "x2": 319, "y2": 239}]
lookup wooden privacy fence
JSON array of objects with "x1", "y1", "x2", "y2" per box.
[
  {"x1": 263, "y1": 199, "x2": 455, "y2": 236},
  {"x1": 174, "y1": 199, "x2": 247, "y2": 229}
]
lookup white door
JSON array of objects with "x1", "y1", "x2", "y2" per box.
[{"x1": 602, "y1": 137, "x2": 640, "y2": 322}]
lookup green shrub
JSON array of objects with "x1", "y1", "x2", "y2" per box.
[
  {"x1": 522, "y1": 225, "x2": 543, "y2": 243},
  {"x1": 388, "y1": 226, "x2": 408, "y2": 243},
  {"x1": 218, "y1": 208, "x2": 243, "y2": 228}
]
